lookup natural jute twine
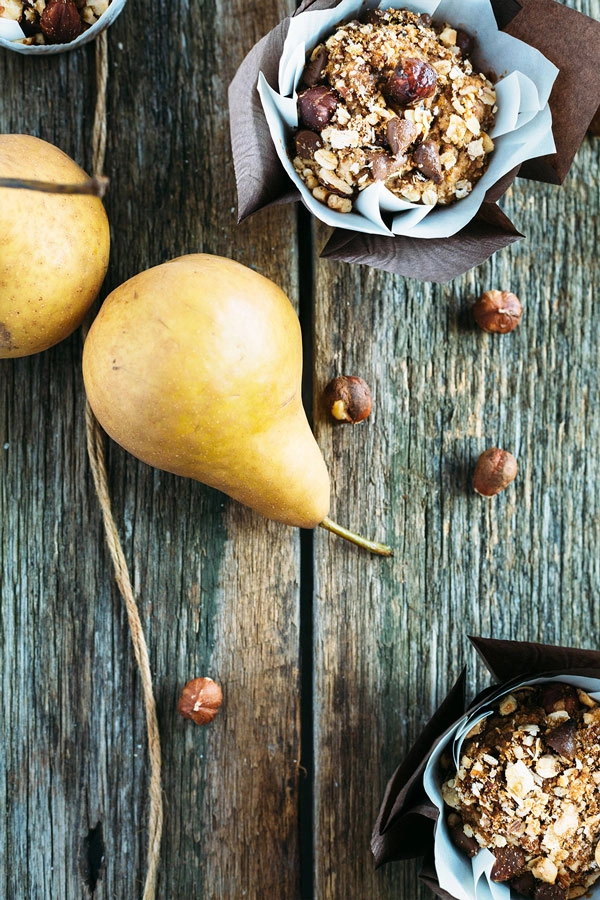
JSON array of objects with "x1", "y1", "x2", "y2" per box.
[{"x1": 83, "y1": 30, "x2": 164, "y2": 900}]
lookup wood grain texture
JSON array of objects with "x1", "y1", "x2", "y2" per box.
[
  {"x1": 0, "y1": 0, "x2": 302, "y2": 897},
  {"x1": 312, "y1": 129, "x2": 600, "y2": 898},
  {"x1": 1, "y1": 0, "x2": 600, "y2": 898}
]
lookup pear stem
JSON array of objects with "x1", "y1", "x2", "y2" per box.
[
  {"x1": 0, "y1": 174, "x2": 109, "y2": 198},
  {"x1": 319, "y1": 516, "x2": 393, "y2": 557}
]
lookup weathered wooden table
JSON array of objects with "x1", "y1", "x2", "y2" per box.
[{"x1": 1, "y1": 0, "x2": 599, "y2": 897}]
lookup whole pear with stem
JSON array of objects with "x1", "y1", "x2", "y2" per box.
[{"x1": 82, "y1": 254, "x2": 391, "y2": 556}]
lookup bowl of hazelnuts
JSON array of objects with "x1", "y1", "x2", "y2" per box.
[{"x1": 0, "y1": 0, "x2": 126, "y2": 52}]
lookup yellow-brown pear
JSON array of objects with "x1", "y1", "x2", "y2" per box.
[
  {"x1": 82, "y1": 254, "x2": 331, "y2": 528},
  {"x1": 0, "y1": 134, "x2": 110, "y2": 358}
]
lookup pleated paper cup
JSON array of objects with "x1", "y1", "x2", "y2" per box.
[
  {"x1": 372, "y1": 637, "x2": 600, "y2": 900},
  {"x1": 229, "y1": 0, "x2": 600, "y2": 281}
]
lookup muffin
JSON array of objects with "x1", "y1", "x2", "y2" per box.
[
  {"x1": 440, "y1": 682, "x2": 600, "y2": 900},
  {"x1": 291, "y1": 7, "x2": 497, "y2": 215}
]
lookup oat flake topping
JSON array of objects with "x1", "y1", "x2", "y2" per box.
[
  {"x1": 441, "y1": 683, "x2": 600, "y2": 900},
  {"x1": 292, "y1": 7, "x2": 497, "y2": 215}
]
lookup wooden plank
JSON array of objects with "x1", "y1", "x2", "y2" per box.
[
  {"x1": 3, "y1": 0, "x2": 600, "y2": 898},
  {"x1": 311, "y1": 123, "x2": 600, "y2": 897},
  {"x1": 0, "y1": 1, "x2": 303, "y2": 898}
]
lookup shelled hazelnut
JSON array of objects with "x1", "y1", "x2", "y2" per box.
[
  {"x1": 40, "y1": 0, "x2": 83, "y2": 42},
  {"x1": 322, "y1": 375, "x2": 372, "y2": 424},
  {"x1": 473, "y1": 290, "x2": 522, "y2": 333},
  {"x1": 177, "y1": 677, "x2": 223, "y2": 725},
  {"x1": 473, "y1": 448, "x2": 518, "y2": 497}
]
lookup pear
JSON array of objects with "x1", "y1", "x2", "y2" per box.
[
  {"x1": 82, "y1": 254, "x2": 391, "y2": 554},
  {"x1": 0, "y1": 134, "x2": 110, "y2": 358}
]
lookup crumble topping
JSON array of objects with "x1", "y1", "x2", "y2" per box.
[
  {"x1": 291, "y1": 7, "x2": 497, "y2": 214},
  {"x1": 441, "y1": 683, "x2": 600, "y2": 900}
]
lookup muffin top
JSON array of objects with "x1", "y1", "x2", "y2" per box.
[
  {"x1": 441, "y1": 683, "x2": 600, "y2": 900},
  {"x1": 292, "y1": 7, "x2": 496, "y2": 215}
]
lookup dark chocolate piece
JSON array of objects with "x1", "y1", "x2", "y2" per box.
[{"x1": 490, "y1": 846, "x2": 526, "y2": 882}]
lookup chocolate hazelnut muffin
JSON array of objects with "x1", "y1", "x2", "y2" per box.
[
  {"x1": 291, "y1": 7, "x2": 496, "y2": 214},
  {"x1": 441, "y1": 683, "x2": 600, "y2": 899}
]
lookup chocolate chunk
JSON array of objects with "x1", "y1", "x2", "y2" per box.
[
  {"x1": 510, "y1": 872, "x2": 536, "y2": 898},
  {"x1": 490, "y1": 846, "x2": 526, "y2": 882},
  {"x1": 533, "y1": 884, "x2": 567, "y2": 900},
  {"x1": 359, "y1": 9, "x2": 381, "y2": 25},
  {"x1": 385, "y1": 58, "x2": 437, "y2": 107},
  {"x1": 413, "y1": 140, "x2": 443, "y2": 184},
  {"x1": 545, "y1": 719, "x2": 578, "y2": 759},
  {"x1": 540, "y1": 682, "x2": 580, "y2": 716},
  {"x1": 448, "y1": 822, "x2": 479, "y2": 858},
  {"x1": 294, "y1": 130, "x2": 323, "y2": 159},
  {"x1": 297, "y1": 86, "x2": 339, "y2": 130},
  {"x1": 301, "y1": 45, "x2": 328, "y2": 87},
  {"x1": 386, "y1": 117, "x2": 417, "y2": 155},
  {"x1": 369, "y1": 151, "x2": 394, "y2": 181},
  {"x1": 456, "y1": 28, "x2": 474, "y2": 57},
  {"x1": 366, "y1": 150, "x2": 406, "y2": 182}
]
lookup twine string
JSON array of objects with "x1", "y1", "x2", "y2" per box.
[
  {"x1": 0, "y1": 175, "x2": 108, "y2": 196},
  {"x1": 85, "y1": 29, "x2": 163, "y2": 900}
]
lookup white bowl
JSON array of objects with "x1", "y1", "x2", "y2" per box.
[{"x1": 0, "y1": 0, "x2": 126, "y2": 54}]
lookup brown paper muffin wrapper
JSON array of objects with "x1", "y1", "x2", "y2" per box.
[
  {"x1": 370, "y1": 636, "x2": 600, "y2": 899},
  {"x1": 228, "y1": 0, "x2": 600, "y2": 282}
]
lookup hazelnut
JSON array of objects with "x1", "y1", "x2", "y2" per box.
[
  {"x1": 473, "y1": 448, "x2": 518, "y2": 497},
  {"x1": 177, "y1": 677, "x2": 223, "y2": 725},
  {"x1": 473, "y1": 290, "x2": 522, "y2": 333},
  {"x1": 577, "y1": 688, "x2": 597, "y2": 708},
  {"x1": 498, "y1": 693, "x2": 518, "y2": 716},
  {"x1": 322, "y1": 375, "x2": 372, "y2": 424},
  {"x1": 40, "y1": 0, "x2": 83, "y2": 43},
  {"x1": 385, "y1": 58, "x2": 437, "y2": 107},
  {"x1": 297, "y1": 86, "x2": 339, "y2": 131}
]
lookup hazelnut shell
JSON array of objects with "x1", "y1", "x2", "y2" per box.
[
  {"x1": 40, "y1": 0, "x2": 83, "y2": 43},
  {"x1": 323, "y1": 375, "x2": 372, "y2": 424},
  {"x1": 473, "y1": 448, "x2": 518, "y2": 497},
  {"x1": 177, "y1": 676, "x2": 223, "y2": 725},
  {"x1": 473, "y1": 290, "x2": 522, "y2": 334}
]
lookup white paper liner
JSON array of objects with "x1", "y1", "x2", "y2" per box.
[
  {"x1": 0, "y1": 0, "x2": 126, "y2": 53},
  {"x1": 423, "y1": 675, "x2": 600, "y2": 900},
  {"x1": 258, "y1": 0, "x2": 559, "y2": 239}
]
